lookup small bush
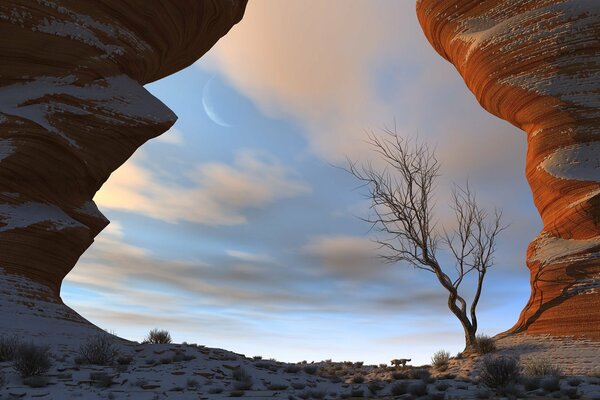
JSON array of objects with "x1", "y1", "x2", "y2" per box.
[
  {"x1": 390, "y1": 382, "x2": 408, "y2": 396},
  {"x1": 408, "y1": 381, "x2": 428, "y2": 396},
  {"x1": 187, "y1": 378, "x2": 200, "y2": 389},
  {"x1": 350, "y1": 389, "x2": 363, "y2": 397},
  {"x1": 117, "y1": 355, "x2": 134, "y2": 365},
  {"x1": 230, "y1": 390, "x2": 245, "y2": 397},
  {"x1": 522, "y1": 376, "x2": 541, "y2": 391},
  {"x1": 368, "y1": 381, "x2": 383, "y2": 394},
  {"x1": 268, "y1": 383, "x2": 288, "y2": 390},
  {"x1": 435, "y1": 382, "x2": 450, "y2": 391},
  {"x1": 22, "y1": 375, "x2": 50, "y2": 388},
  {"x1": 431, "y1": 350, "x2": 450, "y2": 371},
  {"x1": 303, "y1": 364, "x2": 318, "y2": 375},
  {"x1": 568, "y1": 378, "x2": 583, "y2": 387},
  {"x1": 562, "y1": 387, "x2": 580, "y2": 399},
  {"x1": 392, "y1": 370, "x2": 409, "y2": 380},
  {"x1": 0, "y1": 335, "x2": 20, "y2": 361},
  {"x1": 291, "y1": 382, "x2": 306, "y2": 390},
  {"x1": 208, "y1": 386, "x2": 223, "y2": 394},
  {"x1": 78, "y1": 335, "x2": 118, "y2": 365},
  {"x1": 409, "y1": 368, "x2": 432, "y2": 382},
  {"x1": 232, "y1": 367, "x2": 252, "y2": 390},
  {"x1": 13, "y1": 343, "x2": 51, "y2": 377},
  {"x1": 145, "y1": 329, "x2": 172, "y2": 344},
  {"x1": 352, "y1": 375, "x2": 365, "y2": 383},
  {"x1": 540, "y1": 376, "x2": 561, "y2": 392},
  {"x1": 476, "y1": 334, "x2": 496, "y2": 354},
  {"x1": 479, "y1": 356, "x2": 519, "y2": 389},
  {"x1": 285, "y1": 364, "x2": 302, "y2": 373},
  {"x1": 90, "y1": 372, "x2": 114, "y2": 388},
  {"x1": 522, "y1": 357, "x2": 562, "y2": 377}
]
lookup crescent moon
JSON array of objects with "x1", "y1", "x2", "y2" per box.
[{"x1": 202, "y1": 78, "x2": 233, "y2": 128}]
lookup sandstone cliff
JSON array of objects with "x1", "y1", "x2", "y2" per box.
[
  {"x1": 0, "y1": 0, "x2": 247, "y2": 338},
  {"x1": 417, "y1": 0, "x2": 600, "y2": 339}
]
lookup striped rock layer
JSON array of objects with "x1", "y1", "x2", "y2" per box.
[
  {"x1": 0, "y1": 0, "x2": 246, "y2": 331},
  {"x1": 417, "y1": 0, "x2": 600, "y2": 338}
]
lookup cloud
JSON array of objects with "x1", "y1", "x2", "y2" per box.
[
  {"x1": 302, "y1": 235, "x2": 386, "y2": 280},
  {"x1": 95, "y1": 149, "x2": 310, "y2": 226},
  {"x1": 226, "y1": 250, "x2": 273, "y2": 264}
]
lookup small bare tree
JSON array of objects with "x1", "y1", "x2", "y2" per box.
[{"x1": 347, "y1": 128, "x2": 505, "y2": 353}]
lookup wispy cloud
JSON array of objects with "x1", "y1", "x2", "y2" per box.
[{"x1": 95, "y1": 149, "x2": 311, "y2": 226}]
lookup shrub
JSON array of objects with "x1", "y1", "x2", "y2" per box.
[
  {"x1": 522, "y1": 376, "x2": 541, "y2": 391},
  {"x1": 0, "y1": 335, "x2": 20, "y2": 361},
  {"x1": 352, "y1": 375, "x2": 365, "y2": 384},
  {"x1": 431, "y1": 350, "x2": 450, "y2": 371},
  {"x1": 13, "y1": 343, "x2": 51, "y2": 377},
  {"x1": 90, "y1": 372, "x2": 114, "y2": 388},
  {"x1": 208, "y1": 386, "x2": 223, "y2": 394},
  {"x1": 284, "y1": 364, "x2": 302, "y2": 373},
  {"x1": 268, "y1": 383, "x2": 288, "y2": 390},
  {"x1": 368, "y1": 381, "x2": 383, "y2": 394},
  {"x1": 540, "y1": 376, "x2": 561, "y2": 392},
  {"x1": 522, "y1": 357, "x2": 562, "y2": 377},
  {"x1": 117, "y1": 355, "x2": 134, "y2": 365},
  {"x1": 408, "y1": 381, "x2": 428, "y2": 396},
  {"x1": 291, "y1": 382, "x2": 306, "y2": 390},
  {"x1": 187, "y1": 378, "x2": 200, "y2": 389},
  {"x1": 479, "y1": 356, "x2": 519, "y2": 389},
  {"x1": 568, "y1": 378, "x2": 583, "y2": 386},
  {"x1": 145, "y1": 329, "x2": 172, "y2": 344},
  {"x1": 562, "y1": 387, "x2": 580, "y2": 399},
  {"x1": 409, "y1": 368, "x2": 432, "y2": 382},
  {"x1": 392, "y1": 370, "x2": 409, "y2": 380},
  {"x1": 350, "y1": 389, "x2": 363, "y2": 397},
  {"x1": 230, "y1": 390, "x2": 245, "y2": 397},
  {"x1": 78, "y1": 335, "x2": 118, "y2": 365},
  {"x1": 232, "y1": 367, "x2": 252, "y2": 390},
  {"x1": 303, "y1": 364, "x2": 318, "y2": 375},
  {"x1": 390, "y1": 382, "x2": 408, "y2": 396},
  {"x1": 476, "y1": 334, "x2": 496, "y2": 354},
  {"x1": 435, "y1": 382, "x2": 450, "y2": 391},
  {"x1": 22, "y1": 375, "x2": 50, "y2": 388}
]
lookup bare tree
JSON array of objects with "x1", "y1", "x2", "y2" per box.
[{"x1": 347, "y1": 128, "x2": 505, "y2": 353}]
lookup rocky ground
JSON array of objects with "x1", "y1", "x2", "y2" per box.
[{"x1": 0, "y1": 334, "x2": 599, "y2": 400}]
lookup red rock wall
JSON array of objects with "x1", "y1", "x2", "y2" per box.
[
  {"x1": 417, "y1": 0, "x2": 600, "y2": 339},
  {"x1": 0, "y1": 1, "x2": 246, "y2": 303}
]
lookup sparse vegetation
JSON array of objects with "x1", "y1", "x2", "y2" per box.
[
  {"x1": 0, "y1": 335, "x2": 20, "y2": 361},
  {"x1": 303, "y1": 364, "x2": 318, "y2": 375},
  {"x1": 78, "y1": 334, "x2": 119, "y2": 365},
  {"x1": 187, "y1": 377, "x2": 200, "y2": 389},
  {"x1": 522, "y1": 357, "x2": 562, "y2": 377},
  {"x1": 431, "y1": 350, "x2": 450, "y2": 370},
  {"x1": 268, "y1": 383, "x2": 289, "y2": 390},
  {"x1": 145, "y1": 329, "x2": 172, "y2": 344},
  {"x1": 232, "y1": 367, "x2": 253, "y2": 390},
  {"x1": 352, "y1": 375, "x2": 365, "y2": 383},
  {"x1": 230, "y1": 390, "x2": 245, "y2": 397},
  {"x1": 13, "y1": 343, "x2": 51, "y2": 377},
  {"x1": 476, "y1": 334, "x2": 496, "y2": 354},
  {"x1": 90, "y1": 372, "x2": 114, "y2": 388},
  {"x1": 479, "y1": 355, "x2": 520, "y2": 389},
  {"x1": 540, "y1": 376, "x2": 561, "y2": 392},
  {"x1": 285, "y1": 364, "x2": 302, "y2": 373}
]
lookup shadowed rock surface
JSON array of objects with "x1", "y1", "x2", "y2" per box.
[
  {"x1": 417, "y1": 0, "x2": 600, "y2": 339},
  {"x1": 0, "y1": 0, "x2": 247, "y2": 338}
]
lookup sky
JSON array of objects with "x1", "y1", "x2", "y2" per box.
[{"x1": 62, "y1": 1, "x2": 541, "y2": 366}]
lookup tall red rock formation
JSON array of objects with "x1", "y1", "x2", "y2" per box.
[
  {"x1": 417, "y1": 0, "x2": 600, "y2": 339},
  {"x1": 0, "y1": 1, "x2": 246, "y2": 336}
]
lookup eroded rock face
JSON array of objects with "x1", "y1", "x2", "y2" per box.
[
  {"x1": 0, "y1": 1, "x2": 246, "y2": 331},
  {"x1": 417, "y1": 0, "x2": 600, "y2": 339}
]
